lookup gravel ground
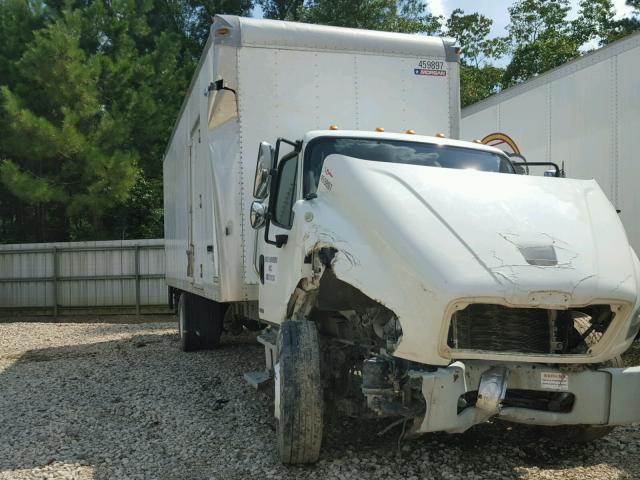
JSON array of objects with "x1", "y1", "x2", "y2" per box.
[{"x1": 0, "y1": 319, "x2": 639, "y2": 480}]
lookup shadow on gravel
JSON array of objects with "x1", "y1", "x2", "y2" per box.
[
  {"x1": 1, "y1": 326, "x2": 638, "y2": 480},
  {"x1": 0, "y1": 314, "x2": 175, "y2": 324},
  {"x1": 0, "y1": 327, "x2": 271, "y2": 480},
  {"x1": 322, "y1": 414, "x2": 639, "y2": 479}
]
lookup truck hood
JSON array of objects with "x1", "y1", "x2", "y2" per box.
[{"x1": 311, "y1": 154, "x2": 638, "y2": 309}]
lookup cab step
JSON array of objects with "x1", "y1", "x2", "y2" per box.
[{"x1": 243, "y1": 370, "x2": 272, "y2": 390}]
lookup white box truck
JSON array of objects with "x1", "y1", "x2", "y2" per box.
[{"x1": 164, "y1": 15, "x2": 640, "y2": 464}]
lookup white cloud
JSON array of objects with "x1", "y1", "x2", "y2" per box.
[
  {"x1": 427, "y1": 0, "x2": 447, "y2": 19},
  {"x1": 612, "y1": 0, "x2": 635, "y2": 19}
]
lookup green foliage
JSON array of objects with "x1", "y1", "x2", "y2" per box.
[
  {"x1": 1, "y1": 0, "x2": 639, "y2": 242},
  {"x1": 604, "y1": 0, "x2": 640, "y2": 44},
  {"x1": 443, "y1": 9, "x2": 507, "y2": 107},
  {"x1": 0, "y1": 8, "x2": 139, "y2": 240},
  {"x1": 446, "y1": 9, "x2": 507, "y2": 68},
  {"x1": 260, "y1": 0, "x2": 440, "y2": 34},
  {"x1": 258, "y1": 0, "x2": 305, "y2": 21},
  {"x1": 503, "y1": 0, "x2": 580, "y2": 86},
  {"x1": 572, "y1": 0, "x2": 617, "y2": 46},
  {"x1": 459, "y1": 65, "x2": 504, "y2": 109},
  {"x1": 0, "y1": 0, "x2": 47, "y2": 82},
  {"x1": 0, "y1": 0, "x2": 249, "y2": 242}
]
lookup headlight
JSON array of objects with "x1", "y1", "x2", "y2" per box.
[{"x1": 626, "y1": 308, "x2": 640, "y2": 340}]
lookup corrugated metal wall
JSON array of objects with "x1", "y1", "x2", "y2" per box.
[{"x1": 0, "y1": 239, "x2": 166, "y2": 314}]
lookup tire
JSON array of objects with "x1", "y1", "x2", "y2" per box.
[
  {"x1": 178, "y1": 292, "x2": 199, "y2": 352},
  {"x1": 199, "y1": 299, "x2": 227, "y2": 349},
  {"x1": 276, "y1": 320, "x2": 323, "y2": 464},
  {"x1": 177, "y1": 292, "x2": 226, "y2": 352}
]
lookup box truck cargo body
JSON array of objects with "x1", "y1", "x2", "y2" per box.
[
  {"x1": 163, "y1": 15, "x2": 460, "y2": 303},
  {"x1": 461, "y1": 32, "x2": 640, "y2": 254},
  {"x1": 164, "y1": 16, "x2": 640, "y2": 465}
]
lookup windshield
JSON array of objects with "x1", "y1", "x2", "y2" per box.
[{"x1": 303, "y1": 137, "x2": 514, "y2": 195}]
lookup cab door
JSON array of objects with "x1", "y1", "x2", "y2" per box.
[{"x1": 257, "y1": 142, "x2": 301, "y2": 324}]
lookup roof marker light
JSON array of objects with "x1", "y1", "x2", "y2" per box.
[
  {"x1": 375, "y1": 127, "x2": 385, "y2": 132},
  {"x1": 473, "y1": 139, "x2": 483, "y2": 143},
  {"x1": 329, "y1": 124, "x2": 338, "y2": 130},
  {"x1": 215, "y1": 27, "x2": 231, "y2": 36},
  {"x1": 405, "y1": 129, "x2": 415, "y2": 134},
  {"x1": 435, "y1": 132, "x2": 446, "y2": 138}
]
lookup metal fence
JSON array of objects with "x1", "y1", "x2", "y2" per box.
[{"x1": 0, "y1": 239, "x2": 167, "y2": 315}]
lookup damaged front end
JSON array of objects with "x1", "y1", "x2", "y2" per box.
[
  {"x1": 284, "y1": 154, "x2": 640, "y2": 434},
  {"x1": 409, "y1": 360, "x2": 640, "y2": 434},
  {"x1": 287, "y1": 244, "x2": 426, "y2": 420}
]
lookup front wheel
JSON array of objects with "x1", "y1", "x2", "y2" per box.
[{"x1": 276, "y1": 320, "x2": 324, "y2": 464}]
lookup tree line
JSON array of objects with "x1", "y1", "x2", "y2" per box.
[{"x1": 0, "y1": 0, "x2": 638, "y2": 243}]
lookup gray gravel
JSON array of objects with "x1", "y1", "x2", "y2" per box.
[{"x1": 0, "y1": 319, "x2": 639, "y2": 480}]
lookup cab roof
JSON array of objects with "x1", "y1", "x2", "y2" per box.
[{"x1": 302, "y1": 130, "x2": 507, "y2": 156}]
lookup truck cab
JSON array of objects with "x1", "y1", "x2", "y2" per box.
[
  {"x1": 252, "y1": 130, "x2": 516, "y2": 323},
  {"x1": 249, "y1": 128, "x2": 640, "y2": 463}
]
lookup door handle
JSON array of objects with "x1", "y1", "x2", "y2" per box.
[{"x1": 259, "y1": 255, "x2": 265, "y2": 284}]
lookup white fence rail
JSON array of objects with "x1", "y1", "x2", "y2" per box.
[{"x1": 0, "y1": 239, "x2": 167, "y2": 315}]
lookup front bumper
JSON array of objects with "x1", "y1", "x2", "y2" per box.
[{"x1": 409, "y1": 361, "x2": 640, "y2": 433}]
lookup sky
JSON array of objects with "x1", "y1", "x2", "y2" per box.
[
  {"x1": 251, "y1": 1, "x2": 636, "y2": 65},
  {"x1": 424, "y1": 0, "x2": 636, "y2": 66},
  {"x1": 426, "y1": 0, "x2": 635, "y2": 40},
  {"x1": 253, "y1": 1, "x2": 636, "y2": 40}
]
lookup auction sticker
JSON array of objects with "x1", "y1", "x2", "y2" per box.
[
  {"x1": 541, "y1": 372, "x2": 569, "y2": 391},
  {"x1": 264, "y1": 255, "x2": 278, "y2": 282}
]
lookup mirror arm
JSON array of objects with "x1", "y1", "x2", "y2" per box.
[
  {"x1": 511, "y1": 161, "x2": 562, "y2": 177},
  {"x1": 263, "y1": 213, "x2": 288, "y2": 248}
]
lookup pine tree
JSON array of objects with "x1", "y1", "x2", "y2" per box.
[{"x1": 0, "y1": 10, "x2": 139, "y2": 240}]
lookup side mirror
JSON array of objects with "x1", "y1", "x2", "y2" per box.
[
  {"x1": 253, "y1": 142, "x2": 274, "y2": 199},
  {"x1": 250, "y1": 200, "x2": 267, "y2": 229},
  {"x1": 513, "y1": 164, "x2": 527, "y2": 175}
]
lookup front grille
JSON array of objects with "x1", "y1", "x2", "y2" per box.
[{"x1": 448, "y1": 303, "x2": 614, "y2": 355}]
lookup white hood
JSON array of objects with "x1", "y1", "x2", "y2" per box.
[{"x1": 301, "y1": 154, "x2": 639, "y2": 364}]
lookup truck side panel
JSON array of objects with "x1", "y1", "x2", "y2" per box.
[
  {"x1": 237, "y1": 47, "x2": 454, "y2": 285},
  {"x1": 165, "y1": 41, "x2": 223, "y2": 299}
]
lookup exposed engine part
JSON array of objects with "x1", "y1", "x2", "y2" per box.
[
  {"x1": 362, "y1": 356, "x2": 392, "y2": 391},
  {"x1": 361, "y1": 356, "x2": 395, "y2": 414},
  {"x1": 448, "y1": 303, "x2": 615, "y2": 354},
  {"x1": 459, "y1": 390, "x2": 576, "y2": 414},
  {"x1": 475, "y1": 366, "x2": 508, "y2": 415}
]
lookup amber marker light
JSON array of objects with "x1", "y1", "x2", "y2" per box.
[
  {"x1": 405, "y1": 129, "x2": 416, "y2": 134},
  {"x1": 375, "y1": 127, "x2": 385, "y2": 132},
  {"x1": 329, "y1": 125, "x2": 338, "y2": 130},
  {"x1": 435, "y1": 132, "x2": 446, "y2": 138}
]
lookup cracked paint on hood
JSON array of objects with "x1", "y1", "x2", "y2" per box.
[{"x1": 294, "y1": 154, "x2": 639, "y2": 365}]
